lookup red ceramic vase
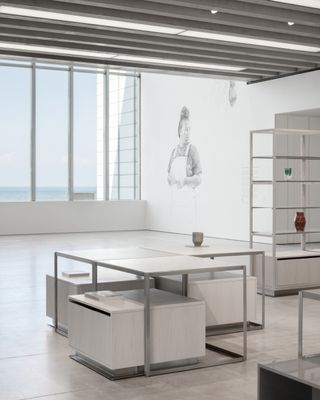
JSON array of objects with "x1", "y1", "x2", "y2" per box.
[{"x1": 294, "y1": 212, "x2": 306, "y2": 232}]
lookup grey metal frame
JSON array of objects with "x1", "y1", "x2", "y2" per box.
[
  {"x1": 298, "y1": 289, "x2": 320, "y2": 359},
  {"x1": 195, "y1": 250, "x2": 265, "y2": 330},
  {"x1": 0, "y1": 58, "x2": 141, "y2": 203},
  {"x1": 53, "y1": 251, "x2": 248, "y2": 378}
]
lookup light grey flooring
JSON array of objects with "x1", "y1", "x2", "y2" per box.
[{"x1": 1, "y1": 230, "x2": 320, "y2": 400}]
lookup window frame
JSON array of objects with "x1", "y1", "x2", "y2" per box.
[{"x1": 0, "y1": 59, "x2": 140, "y2": 202}]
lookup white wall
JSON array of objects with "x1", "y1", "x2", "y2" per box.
[
  {"x1": 141, "y1": 70, "x2": 320, "y2": 241},
  {"x1": 0, "y1": 200, "x2": 146, "y2": 235}
]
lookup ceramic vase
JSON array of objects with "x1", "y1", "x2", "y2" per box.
[
  {"x1": 284, "y1": 167, "x2": 292, "y2": 179},
  {"x1": 192, "y1": 232, "x2": 203, "y2": 247},
  {"x1": 294, "y1": 212, "x2": 306, "y2": 232}
]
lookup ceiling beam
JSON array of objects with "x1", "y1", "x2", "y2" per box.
[
  {"x1": 1, "y1": 0, "x2": 320, "y2": 46},
  {"x1": 0, "y1": 25, "x2": 316, "y2": 70},
  {"x1": 143, "y1": 0, "x2": 320, "y2": 26},
  {"x1": 0, "y1": 16, "x2": 319, "y2": 65},
  {"x1": 0, "y1": 48, "x2": 261, "y2": 80},
  {"x1": 41, "y1": 0, "x2": 320, "y2": 38},
  {"x1": 0, "y1": 34, "x2": 291, "y2": 74}
]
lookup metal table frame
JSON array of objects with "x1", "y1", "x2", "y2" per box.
[
  {"x1": 298, "y1": 289, "x2": 320, "y2": 358},
  {"x1": 54, "y1": 252, "x2": 248, "y2": 378},
  {"x1": 144, "y1": 246, "x2": 265, "y2": 330},
  {"x1": 197, "y1": 249, "x2": 265, "y2": 330}
]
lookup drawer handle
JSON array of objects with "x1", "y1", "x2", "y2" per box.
[{"x1": 69, "y1": 299, "x2": 111, "y2": 317}]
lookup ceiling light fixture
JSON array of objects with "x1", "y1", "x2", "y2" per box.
[
  {"x1": 0, "y1": 6, "x2": 185, "y2": 35},
  {"x1": 210, "y1": 10, "x2": 218, "y2": 14},
  {"x1": 287, "y1": 21, "x2": 295, "y2": 25},
  {"x1": 271, "y1": 0, "x2": 320, "y2": 9},
  {"x1": 115, "y1": 55, "x2": 245, "y2": 72},
  {"x1": 0, "y1": 42, "x2": 116, "y2": 59},
  {"x1": 179, "y1": 30, "x2": 320, "y2": 52}
]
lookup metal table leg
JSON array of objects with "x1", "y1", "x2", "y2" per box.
[
  {"x1": 261, "y1": 252, "x2": 265, "y2": 329},
  {"x1": 243, "y1": 265, "x2": 247, "y2": 360},
  {"x1": 144, "y1": 274, "x2": 151, "y2": 377},
  {"x1": 182, "y1": 274, "x2": 188, "y2": 296},
  {"x1": 92, "y1": 262, "x2": 98, "y2": 291},
  {"x1": 54, "y1": 252, "x2": 58, "y2": 331},
  {"x1": 298, "y1": 291, "x2": 303, "y2": 358}
]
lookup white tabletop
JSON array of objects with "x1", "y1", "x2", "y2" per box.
[
  {"x1": 98, "y1": 256, "x2": 245, "y2": 276},
  {"x1": 48, "y1": 268, "x2": 146, "y2": 284},
  {"x1": 143, "y1": 244, "x2": 264, "y2": 257},
  {"x1": 69, "y1": 289, "x2": 203, "y2": 314},
  {"x1": 56, "y1": 247, "x2": 173, "y2": 263}
]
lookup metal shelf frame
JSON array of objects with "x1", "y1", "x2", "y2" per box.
[{"x1": 250, "y1": 128, "x2": 320, "y2": 265}]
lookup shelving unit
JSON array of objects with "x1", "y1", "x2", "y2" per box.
[{"x1": 250, "y1": 128, "x2": 320, "y2": 296}]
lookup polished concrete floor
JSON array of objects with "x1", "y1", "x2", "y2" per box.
[{"x1": 1, "y1": 230, "x2": 320, "y2": 400}]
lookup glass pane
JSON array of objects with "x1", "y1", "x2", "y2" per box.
[
  {"x1": 74, "y1": 72, "x2": 98, "y2": 201},
  {"x1": 36, "y1": 69, "x2": 68, "y2": 201},
  {"x1": 108, "y1": 74, "x2": 139, "y2": 200},
  {"x1": 0, "y1": 66, "x2": 31, "y2": 201}
]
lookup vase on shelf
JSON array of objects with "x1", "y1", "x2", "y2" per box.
[
  {"x1": 294, "y1": 212, "x2": 306, "y2": 232},
  {"x1": 284, "y1": 167, "x2": 292, "y2": 179}
]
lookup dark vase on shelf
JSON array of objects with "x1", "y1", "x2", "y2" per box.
[{"x1": 294, "y1": 212, "x2": 306, "y2": 232}]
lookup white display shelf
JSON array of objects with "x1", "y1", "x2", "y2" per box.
[
  {"x1": 252, "y1": 230, "x2": 320, "y2": 237},
  {"x1": 250, "y1": 128, "x2": 320, "y2": 296}
]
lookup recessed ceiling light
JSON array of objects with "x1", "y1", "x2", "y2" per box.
[
  {"x1": 210, "y1": 10, "x2": 218, "y2": 14},
  {"x1": 271, "y1": 0, "x2": 320, "y2": 9},
  {"x1": 0, "y1": 42, "x2": 116, "y2": 59},
  {"x1": 115, "y1": 55, "x2": 245, "y2": 72},
  {"x1": 288, "y1": 21, "x2": 295, "y2": 25},
  {"x1": 0, "y1": 6, "x2": 185, "y2": 35},
  {"x1": 179, "y1": 30, "x2": 320, "y2": 52}
]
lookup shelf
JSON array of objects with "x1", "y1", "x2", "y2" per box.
[
  {"x1": 252, "y1": 180, "x2": 320, "y2": 185},
  {"x1": 252, "y1": 206, "x2": 320, "y2": 210},
  {"x1": 251, "y1": 128, "x2": 320, "y2": 135},
  {"x1": 252, "y1": 156, "x2": 320, "y2": 160},
  {"x1": 252, "y1": 230, "x2": 320, "y2": 237}
]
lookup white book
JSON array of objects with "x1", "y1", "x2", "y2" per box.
[{"x1": 85, "y1": 291, "x2": 122, "y2": 301}]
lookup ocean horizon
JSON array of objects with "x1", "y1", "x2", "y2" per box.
[{"x1": 0, "y1": 187, "x2": 96, "y2": 201}]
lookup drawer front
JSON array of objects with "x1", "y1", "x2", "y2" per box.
[
  {"x1": 277, "y1": 257, "x2": 320, "y2": 288},
  {"x1": 68, "y1": 301, "x2": 113, "y2": 368}
]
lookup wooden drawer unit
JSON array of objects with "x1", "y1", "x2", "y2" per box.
[{"x1": 68, "y1": 289, "x2": 206, "y2": 371}]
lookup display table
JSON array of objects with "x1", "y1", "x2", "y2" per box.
[
  {"x1": 54, "y1": 252, "x2": 247, "y2": 376},
  {"x1": 144, "y1": 244, "x2": 265, "y2": 329},
  {"x1": 68, "y1": 289, "x2": 205, "y2": 380},
  {"x1": 258, "y1": 357, "x2": 320, "y2": 400},
  {"x1": 91, "y1": 255, "x2": 247, "y2": 377},
  {"x1": 53, "y1": 247, "x2": 172, "y2": 335}
]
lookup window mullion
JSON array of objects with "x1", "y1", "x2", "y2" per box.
[
  {"x1": 31, "y1": 62, "x2": 36, "y2": 202},
  {"x1": 104, "y1": 69, "x2": 109, "y2": 201},
  {"x1": 68, "y1": 66, "x2": 74, "y2": 201}
]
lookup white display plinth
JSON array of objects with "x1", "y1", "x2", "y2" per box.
[{"x1": 68, "y1": 289, "x2": 205, "y2": 372}]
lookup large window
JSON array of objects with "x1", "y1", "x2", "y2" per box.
[
  {"x1": 0, "y1": 65, "x2": 31, "y2": 201},
  {"x1": 109, "y1": 74, "x2": 139, "y2": 200},
  {"x1": 74, "y1": 71, "x2": 98, "y2": 200},
  {"x1": 36, "y1": 69, "x2": 69, "y2": 201},
  {"x1": 0, "y1": 61, "x2": 140, "y2": 202}
]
